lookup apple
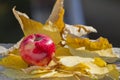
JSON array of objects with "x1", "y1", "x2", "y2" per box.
[{"x1": 19, "y1": 34, "x2": 55, "y2": 66}]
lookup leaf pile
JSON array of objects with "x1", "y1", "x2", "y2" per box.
[{"x1": 0, "y1": 0, "x2": 119, "y2": 80}]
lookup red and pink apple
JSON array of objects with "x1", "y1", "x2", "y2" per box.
[{"x1": 19, "y1": 34, "x2": 55, "y2": 66}]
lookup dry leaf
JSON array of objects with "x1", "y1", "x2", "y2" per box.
[
  {"x1": 13, "y1": 7, "x2": 43, "y2": 36},
  {"x1": 0, "y1": 56, "x2": 119, "y2": 80},
  {"x1": 47, "y1": 0, "x2": 65, "y2": 32},
  {"x1": 0, "y1": 54, "x2": 28, "y2": 69},
  {"x1": 42, "y1": 22, "x2": 62, "y2": 44},
  {"x1": 62, "y1": 24, "x2": 97, "y2": 40},
  {"x1": 13, "y1": 7, "x2": 61, "y2": 44},
  {"x1": 58, "y1": 56, "x2": 119, "y2": 80},
  {"x1": 53, "y1": 7, "x2": 65, "y2": 32},
  {"x1": 55, "y1": 46, "x2": 72, "y2": 56},
  {"x1": 0, "y1": 0, "x2": 119, "y2": 80},
  {"x1": 66, "y1": 36, "x2": 118, "y2": 63},
  {"x1": 93, "y1": 57, "x2": 107, "y2": 67},
  {"x1": 58, "y1": 56, "x2": 93, "y2": 67},
  {"x1": 66, "y1": 35, "x2": 112, "y2": 50},
  {"x1": 69, "y1": 46, "x2": 118, "y2": 63}
]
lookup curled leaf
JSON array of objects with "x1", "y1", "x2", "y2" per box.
[
  {"x1": 47, "y1": 0, "x2": 65, "y2": 32},
  {"x1": 0, "y1": 54, "x2": 28, "y2": 69},
  {"x1": 13, "y1": 7, "x2": 43, "y2": 36},
  {"x1": 57, "y1": 56, "x2": 119, "y2": 79},
  {"x1": 62, "y1": 24, "x2": 97, "y2": 40},
  {"x1": 42, "y1": 22, "x2": 62, "y2": 44},
  {"x1": 1, "y1": 0, "x2": 118, "y2": 80},
  {"x1": 53, "y1": 8, "x2": 65, "y2": 32},
  {"x1": 69, "y1": 46, "x2": 118, "y2": 63},
  {"x1": 93, "y1": 57, "x2": 107, "y2": 67},
  {"x1": 55, "y1": 46, "x2": 72, "y2": 56},
  {"x1": 13, "y1": 7, "x2": 61, "y2": 44},
  {"x1": 66, "y1": 35, "x2": 112, "y2": 50}
]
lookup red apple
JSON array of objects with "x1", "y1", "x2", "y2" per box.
[{"x1": 19, "y1": 34, "x2": 55, "y2": 66}]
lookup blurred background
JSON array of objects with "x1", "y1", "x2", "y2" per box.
[{"x1": 0, "y1": 0, "x2": 120, "y2": 47}]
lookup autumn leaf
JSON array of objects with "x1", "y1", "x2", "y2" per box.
[
  {"x1": 0, "y1": 54, "x2": 28, "y2": 69},
  {"x1": 62, "y1": 24, "x2": 97, "y2": 40},
  {"x1": 13, "y1": 7, "x2": 61, "y2": 44},
  {"x1": 68, "y1": 46, "x2": 118, "y2": 63},
  {"x1": 0, "y1": 0, "x2": 118, "y2": 80},
  {"x1": 47, "y1": 0, "x2": 65, "y2": 32},
  {"x1": 13, "y1": 7, "x2": 43, "y2": 36},
  {"x1": 66, "y1": 35, "x2": 112, "y2": 50},
  {"x1": 57, "y1": 56, "x2": 119, "y2": 79},
  {"x1": 53, "y1": 7, "x2": 65, "y2": 32},
  {"x1": 1, "y1": 68, "x2": 89, "y2": 80},
  {"x1": 93, "y1": 57, "x2": 107, "y2": 67},
  {"x1": 55, "y1": 46, "x2": 72, "y2": 56}
]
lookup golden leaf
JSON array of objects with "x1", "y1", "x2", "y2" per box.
[
  {"x1": 47, "y1": 0, "x2": 65, "y2": 32},
  {"x1": 13, "y1": 7, "x2": 61, "y2": 44},
  {"x1": 57, "y1": 56, "x2": 119, "y2": 79},
  {"x1": 0, "y1": 54, "x2": 28, "y2": 69},
  {"x1": 1, "y1": 0, "x2": 118, "y2": 80},
  {"x1": 41, "y1": 22, "x2": 62, "y2": 44},
  {"x1": 93, "y1": 57, "x2": 106, "y2": 67},
  {"x1": 55, "y1": 46, "x2": 72, "y2": 56},
  {"x1": 53, "y1": 8, "x2": 65, "y2": 32},
  {"x1": 106, "y1": 65, "x2": 119, "y2": 80},
  {"x1": 1, "y1": 56, "x2": 119, "y2": 80},
  {"x1": 8, "y1": 49, "x2": 20, "y2": 55},
  {"x1": 13, "y1": 7, "x2": 43, "y2": 36},
  {"x1": 66, "y1": 35, "x2": 112, "y2": 50},
  {"x1": 68, "y1": 46, "x2": 118, "y2": 63}
]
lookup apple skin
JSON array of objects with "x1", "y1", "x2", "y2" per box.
[{"x1": 19, "y1": 34, "x2": 55, "y2": 66}]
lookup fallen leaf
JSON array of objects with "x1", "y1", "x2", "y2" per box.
[
  {"x1": 62, "y1": 24, "x2": 97, "y2": 40},
  {"x1": 13, "y1": 7, "x2": 43, "y2": 36},
  {"x1": 66, "y1": 35, "x2": 112, "y2": 50},
  {"x1": 0, "y1": 54, "x2": 28, "y2": 69},
  {"x1": 13, "y1": 7, "x2": 61, "y2": 44},
  {"x1": 93, "y1": 57, "x2": 107, "y2": 67},
  {"x1": 58, "y1": 56, "x2": 119, "y2": 80},
  {"x1": 55, "y1": 46, "x2": 72, "y2": 56},
  {"x1": 47, "y1": 0, "x2": 65, "y2": 32},
  {"x1": 68, "y1": 46, "x2": 118, "y2": 63}
]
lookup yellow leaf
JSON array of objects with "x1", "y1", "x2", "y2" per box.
[
  {"x1": 106, "y1": 64, "x2": 119, "y2": 80},
  {"x1": 57, "y1": 56, "x2": 119, "y2": 79},
  {"x1": 47, "y1": 0, "x2": 65, "y2": 32},
  {"x1": 66, "y1": 35, "x2": 112, "y2": 50},
  {"x1": 55, "y1": 46, "x2": 72, "y2": 56},
  {"x1": 93, "y1": 57, "x2": 106, "y2": 67},
  {"x1": 41, "y1": 22, "x2": 62, "y2": 44},
  {"x1": 54, "y1": 8, "x2": 65, "y2": 32},
  {"x1": 58, "y1": 56, "x2": 93, "y2": 67},
  {"x1": 13, "y1": 7, "x2": 61, "y2": 44},
  {"x1": 9, "y1": 49, "x2": 20, "y2": 55},
  {"x1": 0, "y1": 54, "x2": 28, "y2": 69},
  {"x1": 68, "y1": 46, "x2": 118, "y2": 63},
  {"x1": 13, "y1": 7, "x2": 43, "y2": 36}
]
